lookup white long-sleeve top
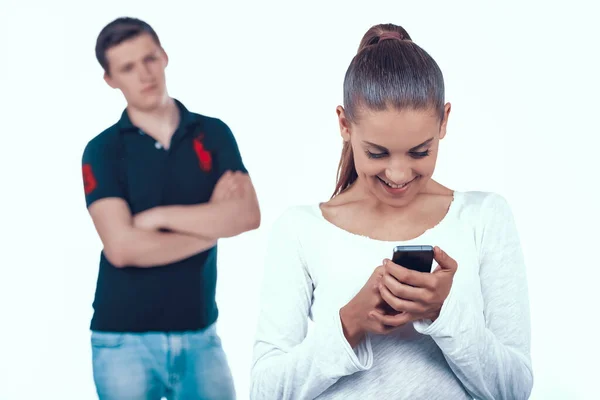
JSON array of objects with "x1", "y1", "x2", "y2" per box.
[{"x1": 250, "y1": 191, "x2": 533, "y2": 400}]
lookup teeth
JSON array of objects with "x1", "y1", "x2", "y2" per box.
[{"x1": 383, "y1": 179, "x2": 408, "y2": 189}]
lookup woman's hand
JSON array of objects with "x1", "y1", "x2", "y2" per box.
[
  {"x1": 371, "y1": 246, "x2": 458, "y2": 326},
  {"x1": 339, "y1": 265, "x2": 403, "y2": 347}
]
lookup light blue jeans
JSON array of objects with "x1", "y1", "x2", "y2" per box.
[{"x1": 91, "y1": 323, "x2": 236, "y2": 400}]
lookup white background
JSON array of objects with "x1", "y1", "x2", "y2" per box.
[{"x1": 1, "y1": 0, "x2": 598, "y2": 399}]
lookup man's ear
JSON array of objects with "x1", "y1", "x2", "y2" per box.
[
  {"x1": 104, "y1": 71, "x2": 117, "y2": 89},
  {"x1": 162, "y1": 48, "x2": 169, "y2": 68}
]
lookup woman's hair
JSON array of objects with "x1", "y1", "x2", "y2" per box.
[{"x1": 332, "y1": 23, "x2": 446, "y2": 197}]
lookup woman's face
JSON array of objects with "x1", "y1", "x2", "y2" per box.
[{"x1": 337, "y1": 103, "x2": 451, "y2": 207}]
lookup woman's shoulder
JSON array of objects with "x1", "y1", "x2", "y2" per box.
[
  {"x1": 453, "y1": 190, "x2": 515, "y2": 222},
  {"x1": 270, "y1": 203, "x2": 324, "y2": 232},
  {"x1": 456, "y1": 190, "x2": 511, "y2": 208}
]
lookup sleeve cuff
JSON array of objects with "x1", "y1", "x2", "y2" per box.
[
  {"x1": 85, "y1": 192, "x2": 127, "y2": 208},
  {"x1": 332, "y1": 310, "x2": 373, "y2": 371},
  {"x1": 413, "y1": 285, "x2": 458, "y2": 337}
]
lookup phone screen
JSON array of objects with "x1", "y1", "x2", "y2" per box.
[{"x1": 392, "y1": 245, "x2": 434, "y2": 273}]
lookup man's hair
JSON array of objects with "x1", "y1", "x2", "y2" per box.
[{"x1": 95, "y1": 17, "x2": 161, "y2": 74}]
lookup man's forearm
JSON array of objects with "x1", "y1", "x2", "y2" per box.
[
  {"x1": 158, "y1": 197, "x2": 260, "y2": 240},
  {"x1": 109, "y1": 228, "x2": 216, "y2": 268}
]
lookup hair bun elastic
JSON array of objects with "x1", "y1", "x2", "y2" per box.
[{"x1": 378, "y1": 31, "x2": 404, "y2": 42}]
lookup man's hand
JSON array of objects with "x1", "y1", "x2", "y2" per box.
[
  {"x1": 87, "y1": 198, "x2": 216, "y2": 268},
  {"x1": 128, "y1": 170, "x2": 259, "y2": 242},
  {"x1": 132, "y1": 170, "x2": 253, "y2": 232},
  {"x1": 211, "y1": 170, "x2": 253, "y2": 203},
  {"x1": 371, "y1": 246, "x2": 458, "y2": 326}
]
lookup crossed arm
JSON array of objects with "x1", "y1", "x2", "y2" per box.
[{"x1": 88, "y1": 171, "x2": 260, "y2": 268}]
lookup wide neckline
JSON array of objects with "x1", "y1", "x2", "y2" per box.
[{"x1": 314, "y1": 191, "x2": 461, "y2": 244}]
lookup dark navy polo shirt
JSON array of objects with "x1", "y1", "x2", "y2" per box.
[{"x1": 81, "y1": 99, "x2": 247, "y2": 332}]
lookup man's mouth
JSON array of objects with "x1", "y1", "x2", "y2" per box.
[{"x1": 142, "y1": 84, "x2": 158, "y2": 92}]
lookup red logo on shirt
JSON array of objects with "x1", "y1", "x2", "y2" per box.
[
  {"x1": 193, "y1": 135, "x2": 212, "y2": 172},
  {"x1": 82, "y1": 164, "x2": 97, "y2": 195}
]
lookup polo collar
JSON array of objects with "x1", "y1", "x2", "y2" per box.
[{"x1": 117, "y1": 98, "x2": 199, "y2": 133}]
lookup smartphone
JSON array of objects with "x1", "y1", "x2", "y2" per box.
[{"x1": 392, "y1": 245, "x2": 434, "y2": 273}]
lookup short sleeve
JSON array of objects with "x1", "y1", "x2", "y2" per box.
[
  {"x1": 81, "y1": 134, "x2": 127, "y2": 207},
  {"x1": 214, "y1": 119, "x2": 248, "y2": 175}
]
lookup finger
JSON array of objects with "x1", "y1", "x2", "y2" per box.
[
  {"x1": 225, "y1": 175, "x2": 246, "y2": 190},
  {"x1": 379, "y1": 283, "x2": 425, "y2": 314},
  {"x1": 367, "y1": 310, "x2": 398, "y2": 333},
  {"x1": 369, "y1": 309, "x2": 412, "y2": 328},
  {"x1": 230, "y1": 171, "x2": 247, "y2": 182},
  {"x1": 381, "y1": 273, "x2": 429, "y2": 303},
  {"x1": 376, "y1": 299, "x2": 398, "y2": 315},
  {"x1": 229, "y1": 171, "x2": 250, "y2": 182},
  {"x1": 384, "y1": 259, "x2": 433, "y2": 290},
  {"x1": 370, "y1": 265, "x2": 385, "y2": 290},
  {"x1": 219, "y1": 170, "x2": 233, "y2": 181},
  {"x1": 226, "y1": 174, "x2": 240, "y2": 187},
  {"x1": 214, "y1": 173, "x2": 233, "y2": 191},
  {"x1": 234, "y1": 173, "x2": 252, "y2": 189},
  {"x1": 223, "y1": 170, "x2": 238, "y2": 182},
  {"x1": 433, "y1": 246, "x2": 458, "y2": 272},
  {"x1": 223, "y1": 175, "x2": 242, "y2": 191}
]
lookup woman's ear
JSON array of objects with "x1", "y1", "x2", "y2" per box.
[
  {"x1": 439, "y1": 102, "x2": 451, "y2": 140},
  {"x1": 337, "y1": 106, "x2": 351, "y2": 142}
]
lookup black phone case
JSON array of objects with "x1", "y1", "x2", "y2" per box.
[{"x1": 392, "y1": 245, "x2": 434, "y2": 273}]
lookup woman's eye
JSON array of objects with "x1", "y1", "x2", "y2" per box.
[
  {"x1": 410, "y1": 150, "x2": 430, "y2": 159},
  {"x1": 366, "y1": 151, "x2": 387, "y2": 159}
]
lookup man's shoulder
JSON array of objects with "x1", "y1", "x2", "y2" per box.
[
  {"x1": 187, "y1": 111, "x2": 240, "y2": 150},
  {"x1": 188, "y1": 111, "x2": 229, "y2": 132},
  {"x1": 83, "y1": 123, "x2": 121, "y2": 156}
]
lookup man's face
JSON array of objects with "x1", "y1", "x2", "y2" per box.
[{"x1": 104, "y1": 33, "x2": 168, "y2": 111}]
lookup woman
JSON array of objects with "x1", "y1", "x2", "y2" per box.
[{"x1": 250, "y1": 23, "x2": 533, "y2": 400}]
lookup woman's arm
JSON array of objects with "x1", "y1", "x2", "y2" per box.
[
  {"x1": 413, "y1": 193, "x2": 534, "y2": 400},
  {"x1": 250, "y1": 209, "x2": 373, "y2": 399}
]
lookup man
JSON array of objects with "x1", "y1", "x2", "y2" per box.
[{"x1": 81, "y1": 17, "x2": 260, "y2": 400}]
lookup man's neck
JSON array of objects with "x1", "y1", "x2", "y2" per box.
[{"x1": 127, "y1": 97, "x2": 180, "y2": 145}]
